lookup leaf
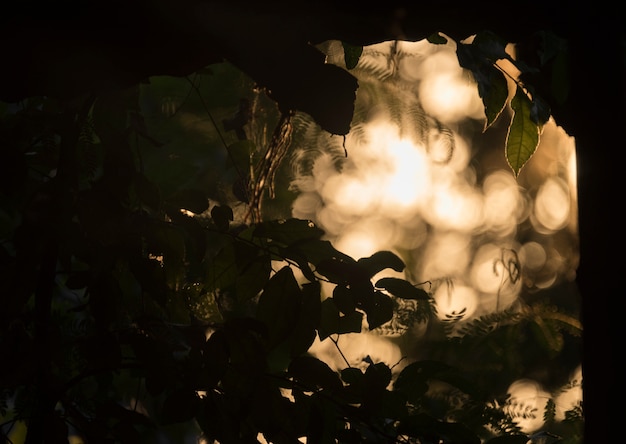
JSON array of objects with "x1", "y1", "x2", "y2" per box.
[
  {"x1": 375, "y1": 277, "x2": 429, "y2": 300},
  {"x1": 290, "y1": 281, "x2": 323, "y2": 355},
  {"x1": 427, "y1": 33, "x2": 448, "y2": 45},
  {"x1": 210, "y1": 204, "x2": 233, "y2": 232},
  {"x1": 253, "y1": 218, "x2": 325, "y2": 246},
  {"x1": 289, "y1": 355, "x2": 343, "y2": 392},
  {"x1": 362, "y1": 291, "x2": 394, "y2": 330},
  {"x1": 506, "y1": 88, "x2": 540, "y2": 177},
  {"x1": 481, "y1": 66, "x2": 509, "y2": 129},
  {"x1": 256, "y1": 266, "x2": 302, "y2": 348},
  {"x1": 357, "y1": 250, "x2": 405, "y2": 277},
  {"x1": 342, "y1": 42, "x2": 363, "y2": 70},
  {"x1": 394, "y1": 360, "x2": 450, "y2": 402},
  {"x1": 319, "y1": 298, "x2": 363, "y2": 340}
]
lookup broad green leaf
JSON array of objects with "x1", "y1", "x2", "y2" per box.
[
  {"x1": 506, "y1": 88, "x2": 539, "y2": 177},
  {"x1": 342, "y1": 42, "x2": 363, "y2": 70},
  {"x1": 375, "y1": 277, "x2": 429, "y2": 300}
]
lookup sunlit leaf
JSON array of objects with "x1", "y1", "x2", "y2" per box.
[
  {"x1": 342, "y1": 42, "x2": 363, "y2": 70},
  {"x1": 375, "y1": 277, "x2": 429, "y2": 300},
  {"x1": 506, "y1": 88, "x2": 540, "y2": 177},
  {"x1": 481, "y1": 66, "x2": 509, "y2": 129}
]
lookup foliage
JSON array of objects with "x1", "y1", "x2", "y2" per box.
[{"x1": 0, "y1": 32, "x2": 582, "y2": 444}]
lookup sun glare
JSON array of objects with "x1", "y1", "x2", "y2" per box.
[{"x1": 290, "y1": 37, "x2": 580, "y2": 435}]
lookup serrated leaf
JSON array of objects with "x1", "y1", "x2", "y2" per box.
[
  {"x1": 375, "y1": 277, "x2": 429, "y2": 300},
  {"x1": 506, "y1": 88, "x2": 539, "y2": 177},
  {"x1": 342, "y1": 42, "x2": 363, "y2": 70}
]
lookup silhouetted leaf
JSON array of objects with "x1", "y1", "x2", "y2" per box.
[
  {"x1": 506, "y1": 88, "x2": 539, "y2": 177},
  {"x1": 289, "y1": 355, "x2": 343, "y2": 392},
  {"x1": 253, "y1": 218, "x2": 324, "y2": 246},
  {"x1": 319, "y1": 298, "x2": 363, "y2": 340},
  {"x1": 211, "y1": 204, "x2": 233, "y2": 231},
  {"x1": 375, "y1": 277, "x2": 429, "y2": 300},
  {"x1": 290, "y1": 282, "x2": 323, "y2": 356},
  {"x1": 427, "y1": 33, "x2": 448, "y2": 45},
  {"x1": 362, "y1": 291, "x2": 394, "y2": 330},
  {"x1": 295, "y1": 239, "x2": 354, "y2": 268},
  {"x1": 342, "y1": 42, "x2": 363, "y2": 70},
  {"x1": 256, "y1": 266, "x2": 302, "y2": 348},
  {"x1": 357, "y1": 250, "x2": 405, "y2": 277}
]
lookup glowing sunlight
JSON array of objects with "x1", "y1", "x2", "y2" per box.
[{"x1": 290, "y1": 37, "x2": 581, "y2": 435}]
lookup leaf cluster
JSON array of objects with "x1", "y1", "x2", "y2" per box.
[{"x1": 0, "y1": 35, "x2": 582, "y2": 444}]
